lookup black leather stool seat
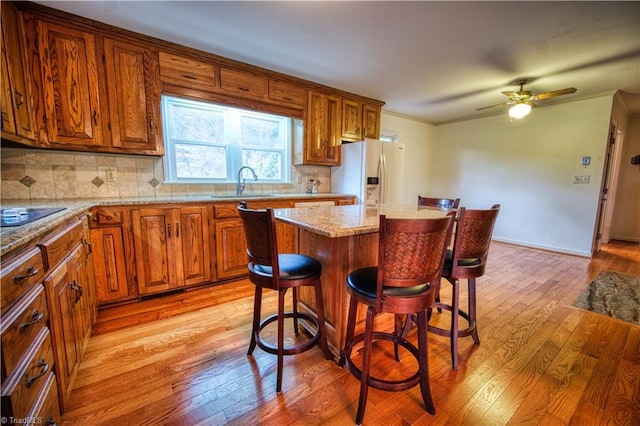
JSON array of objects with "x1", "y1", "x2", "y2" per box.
[
  {"x1": 347, "y1": 266, "x2": 431, "y2": 299},
  {"x1": 251, "y1": 254, "x2": 322, "y2": 280}
]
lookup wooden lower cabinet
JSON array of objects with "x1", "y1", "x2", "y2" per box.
[
  {"x1": 90, "y1": 226, "x2": 135, "y2": 305},
  {"x1": 44, "y1": 243, "x2": 92, "y2": 412},
  {"x1": 132, "y1": 206, "x2": 213, "y2": 296}
]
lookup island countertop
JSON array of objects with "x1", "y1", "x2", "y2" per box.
[{"x1": 274, "y1": 203, "x2": 453, "y2": 238}]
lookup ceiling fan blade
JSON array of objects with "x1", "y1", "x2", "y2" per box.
[
  {"x1": 533, "y1": 87, "x2": 577, "y2": 100},
  {"x1": 476, "y1": 101, "x2": 514, "y2": 111}
]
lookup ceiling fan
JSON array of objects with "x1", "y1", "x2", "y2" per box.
[{"x1": 477, "y1": 79, "x2": 577, "y2": 118}]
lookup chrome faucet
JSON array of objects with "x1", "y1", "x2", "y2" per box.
[{"x1": 236, "y1": 166, "x2": 259, "y2": 195}]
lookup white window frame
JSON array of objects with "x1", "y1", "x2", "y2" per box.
[{"x1": 162, "y1": 95, "x2": 292, "y2": 184}]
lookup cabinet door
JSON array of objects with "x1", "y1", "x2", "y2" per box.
[
  {"x1": 215, "y1": 219, "x2": 248, "y2": 280},
  {"x1": 325, "y1": 94, "x2": 342, "y2": 165},
  {"x1": 90, "y1": 226, "x2": 133, "y2": 304},
  {"x1": 177, "y1": 206, "x2": 213, "y2": 287},
  {"x1": 35, "y1": 20, "x2": 103, "y2": 147},
  {"x1": 304, "y1": 91, "x2": 327, "y2": 164},
  {"x1": 219, "y1": 67, "x2": 267, "y2": 99},
  {"x1": 103, "y1": 38, "x2": 163, "y2": 154},
  {"x1": 67, "y1": 245, "x2": 91, "y2": 361},
  {"x1": 132, "y1": 208, "x2": 179, "y2": 295},
  {"x1": 44, "y1": 247, "x2": 80, "y2": 409},
  {"x1": 342, "y1": 98, "x2": 362, "y2": 141},
  {"x1": 363, "y1": 104, "x2": 380, "y2": 139},
  {"x1": 0, "y1": 3, "x2": 36, "y2": 142}
]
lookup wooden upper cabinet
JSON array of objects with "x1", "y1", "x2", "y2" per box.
[
  {"x1": 268, "y1": 79, "x2": 306, "y2": 107},
  {"x1": 102, "y1": 38, "x2": 163, "y2": 155},
  {"x1": 34, "y1": 19, "x2": 104, "y2": 148},
  {"x1": 218, "y1": 67, "x2": 267, "y2": 99},
  {"x1": 342, "y1": 99, "x2": 363, "y2": 141},
  {"x1": 298, "y1": 91, "x2": 341, "y2": 166},
  {"x1": 0, "y1": 2, "x2": 36, "y2": 143},
  {"x1": 342, "y1": 99, "x2": 381, "y2": 141},
  {"x1": 363, "y1": 103, "x2": 381, "y2": 139},
  {"x1": 159, "y1": 51, "x2": 217, "y2": 92}
]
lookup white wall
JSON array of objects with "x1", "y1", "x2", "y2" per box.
[
  {"x1": 380, "y1": 112, "x2": 436, "y2": 205},
  {"x1": 430, "y1": 95, "x2": 615, "y2": 256}
]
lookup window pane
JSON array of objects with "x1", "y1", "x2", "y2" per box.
[
  {"x1": 175, "y1": 143, "x2": 227, "y2": 179},
  {"x1": 172, "y1": 105, "x2": 225, "y2": 143},
  {"x1": 240, "y1": 115, "x2": 282, "y2": 148},
  {"x1": 243, "y1": 150, "x2": 282, "y2": 179}
]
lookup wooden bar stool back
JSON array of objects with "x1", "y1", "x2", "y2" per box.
[
  {"x1": 340, "y1": 212, "x2": 455, "y2": 424},
  {"x1": 418, "y1": 196, "x2": 460, "y2": 210},
  {"x1": 237, "y1": 202, "x2": 330, "y2": 393},
  {"x1": 429, "y1": 204, "x2": 500, "y2": 369}
]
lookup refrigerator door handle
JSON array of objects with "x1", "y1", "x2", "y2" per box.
[{"x1": 379, "y1": 154, "x2": 386, "y2": 204}]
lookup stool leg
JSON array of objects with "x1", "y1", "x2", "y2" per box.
[
  {"x1": 248, "y1": 286, "x2": 262, "y2": 356},
  {"x1": 469, "y1": 278, "x2": 479, "y2": 344},
  {"x1": 292, "y1": 287, "x2": 300, "y2": 335},
  {"x1": 314, "y1": 278, "x2": 331, "y2": 359},
  {"x1": 355, "y1": 305, "x2": 375, "y2": 425},
  {"x1": 339, "y1": 296, "x2": 359, "y2": 367},
  {"x1": 276, "y1": 289, "x2": 286, "y2": 393},
  {"x1": 416, "y1": 310, "x2": 436, "y2": 414},
  {"x1": 451, "y1": 278, "x2": 460, "y2": 370}
]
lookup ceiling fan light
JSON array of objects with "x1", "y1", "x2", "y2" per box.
[{"x1": 509, "y1": 102, "x2": 532, "y2": 119}]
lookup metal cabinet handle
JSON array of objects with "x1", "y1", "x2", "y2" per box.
[
  {"x1": 84, "y1": 238, "x2": 93, "y2": 255},
  {"x1": 26, "y1": 359, "x2": 49, "y2": 387},
  {"x1": 237, "y1": 85, "x2": 250, "y2": 92},
  {"x1": 45, "y1": 417, "x2": 57, "y2": 426},
  {"x1": 93, "y1": 109, "x2": 98, "y2": 125},
  {"x1": 71, "y1": 281, "x2": 83, "y2": 304},
  {"x1": 176, "y1": 223, "x2": 180, "y2": 238},
  {"x1": 180, "y1": 74, "x2": 197, "y2": 80},
  {"x1": 20, "y1": 310, "x2": 44, "y2": 330},
  {"x1": 167, "y1": 223, "x2": 172, "y2": 238},
  {"x1": 14, "y1": 89, "x2": 24, "y2": 108},
  {"x1": 14, "y1": 266, "x2": 39, "y2": 283}
]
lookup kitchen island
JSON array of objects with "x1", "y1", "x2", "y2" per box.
[{"x1": 274, "y1": 203, "x2": 452, "y2": 359}]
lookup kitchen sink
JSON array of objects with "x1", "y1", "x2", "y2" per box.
[{"x1": 1, "y1": 207, "x2": 67, "y2": 227}]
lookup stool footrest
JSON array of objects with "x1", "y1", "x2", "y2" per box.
[
  {"x1": 428, "y1": 303, "x2": 476, "y2": 338},
  {"x1": 256, "y1": 312, "x2": 321, "y2": 355},
  {"x1": 344, "y1": 331, "x2": 422, "y2": 392}
]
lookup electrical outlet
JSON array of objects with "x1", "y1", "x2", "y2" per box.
[
  {"x1": 105, "y1": 169, "x2": 116, "y2": 182},
  {"x1": 573, "y1": 175, "x2": 590, "y2": 184}
]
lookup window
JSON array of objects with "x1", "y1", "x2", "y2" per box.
[{"x1": 162, "y1": 95, "x2": 294, "y2": 183}]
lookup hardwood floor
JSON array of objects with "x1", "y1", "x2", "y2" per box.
[{"x1": 62, "y1": 241, "x2": 640, "y2": 425}]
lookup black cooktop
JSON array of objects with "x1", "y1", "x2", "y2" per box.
[{"x1": 1, "y1": 207, "x2": 67, "y2": 227}]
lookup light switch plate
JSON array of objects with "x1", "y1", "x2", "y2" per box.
[{"x1": 573, "y1": 175, "x2": 590, "y2": 184}]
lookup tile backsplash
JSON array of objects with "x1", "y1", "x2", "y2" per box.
[{"x1": 1, "y1": 147, "x2": 330, "y2": 200}]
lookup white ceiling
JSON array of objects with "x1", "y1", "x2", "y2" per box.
[{"x1": 36, "y1": 1, "x2": 640, "y2": 124}]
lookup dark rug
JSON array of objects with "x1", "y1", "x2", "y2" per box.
[{"x1": 573, "y1": 270, "x2": 640, "y2": 325}]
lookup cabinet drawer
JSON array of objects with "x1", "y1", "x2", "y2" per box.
[
  {"x1": 159, "y1": 51, "x2": 217, "y2": 91},
  {"x1": 27, "y1": 371, "x2": 60, "y2": 426},
  {"x1": 90, "y1": 208, "x2": 123, "y2": 226},
  {"x1": 1, "y1": 284, "x2": 48, "y2": 381},
  {"x1": 219, "y1": 68, "x2": 267, "y2": 98},
  {"x1": 268, "y1": 80, "x2": 306, "y2": 106},
  {"x1": 38, "y1": 220, "x2": 83, "y2": 271},
  {"x1": 1, "y1": 247, "x2": 45, "y2": 312},
  {"x1": 1, "y1": 327, "x2": 54, "y2": 420},
  {"x1": 213, "y1": 200, "x2": 294, "y2": 219}
]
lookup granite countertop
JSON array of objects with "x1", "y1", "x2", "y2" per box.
[
  {"x1": 0, "y1": 193, "x2": 351, "y2": 256},
  {"x1": 274, "y1": 203, "x2": 453, "y2": 238}
]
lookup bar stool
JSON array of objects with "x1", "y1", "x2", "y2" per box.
[
  {"x1": 340, "y1": 213, "x2": 455, "y2": 424},
  {"x1": 429, "y1": 204, "x2": 500, "y2": 369},
  {"x1": 418, "y1": 196, "x2": 460, "y2": 210},
  {"x1": 238, "y1": 202, "x2": 331, "y2": 393}
]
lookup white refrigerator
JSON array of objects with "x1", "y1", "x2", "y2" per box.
[{"x1": 330, "y1": 139, "x2": 406, "y2": 205}]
